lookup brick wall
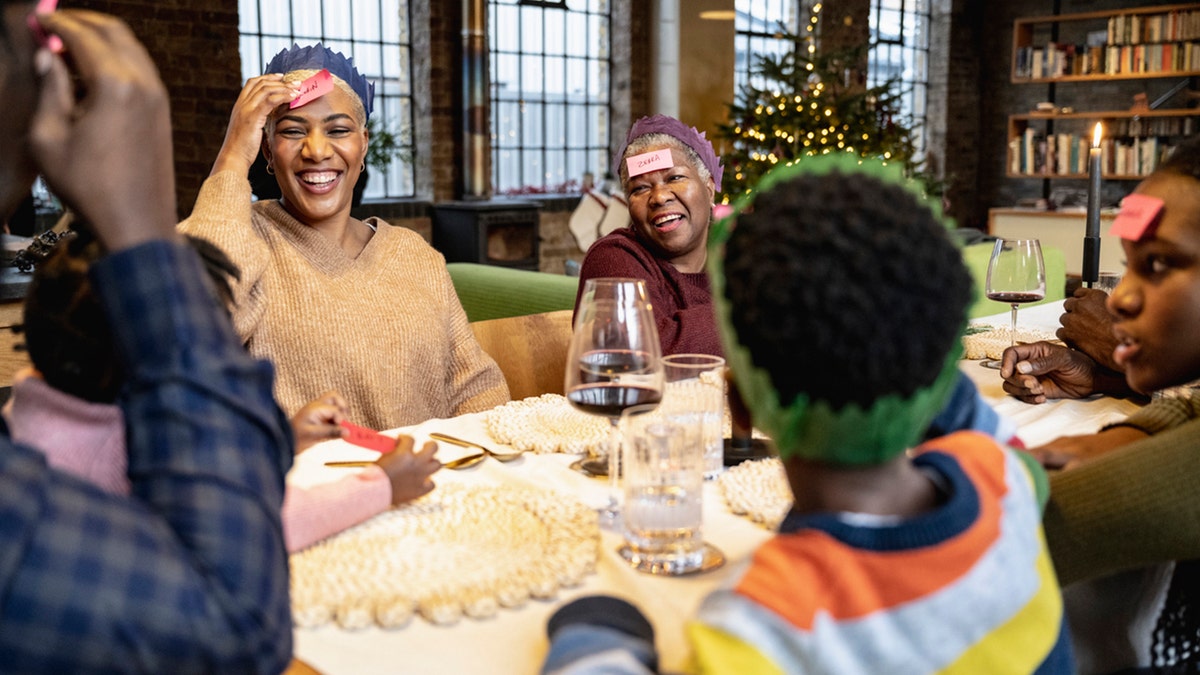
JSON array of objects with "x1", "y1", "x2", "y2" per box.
[
  {"x1": 70, "y1": 0, "x2": 242, "y2": 219},
  {"x1": 929, "y1": 0, "x2": 983, "y2": 231}
]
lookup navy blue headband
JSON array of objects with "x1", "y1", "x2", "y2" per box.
[{"x1": 264, "y1": 42, "x2": 375, "y2": 119}]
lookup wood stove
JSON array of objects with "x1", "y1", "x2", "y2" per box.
[{"x1": 432, "y1": 200, "x2": 540, "y2": 270}]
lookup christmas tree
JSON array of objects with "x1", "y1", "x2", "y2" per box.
[{"x1": 717, "y1": 6, "x2": 926, "y2": 201}]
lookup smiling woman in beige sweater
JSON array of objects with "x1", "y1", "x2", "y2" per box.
[{"x1": 180, "y1": 43, "x2": 508, "y2": 429}]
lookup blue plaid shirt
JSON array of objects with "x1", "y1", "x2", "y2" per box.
[{"x1": 0, "y1": 240, "x2": 294, "y2": 673}]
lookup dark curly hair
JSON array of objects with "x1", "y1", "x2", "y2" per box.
[
  {"x1": 722, "y1": 169, "x2": 972, "y2": 410},
  {"x1": 20, "y1": 230, "x2": 240, "y2": 403}
]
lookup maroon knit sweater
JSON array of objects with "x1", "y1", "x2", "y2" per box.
[{"x1": 574, "y1": 228, "x2": 723, "y2": 357}]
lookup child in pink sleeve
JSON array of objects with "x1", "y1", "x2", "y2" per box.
[{"x1": 7, "y1": 230, "x2": 439, "y2": 552}]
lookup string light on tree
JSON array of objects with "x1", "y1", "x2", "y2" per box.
[{"x1": 716, "y1": 1, "x2": 932, "y2": 200}]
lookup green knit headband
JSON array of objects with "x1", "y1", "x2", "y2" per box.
[{"x1": 706, "y1": 153, "x2": 968, "y2": 464}]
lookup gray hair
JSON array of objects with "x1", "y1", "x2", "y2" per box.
[{"x1": 618, "y1": 133, "x2": 713, "y2": 192}]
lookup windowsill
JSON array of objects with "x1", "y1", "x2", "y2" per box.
[{"x1": 351, "y1": 193, "x2": 586, "y2": 218}]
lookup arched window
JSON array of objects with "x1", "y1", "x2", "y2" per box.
[
  {"x1": 489, "y1": 0, "x2": 613, "y2": 195},
  {"x1": 238, "y1": 0, "x2": 416, "y2": 199}
]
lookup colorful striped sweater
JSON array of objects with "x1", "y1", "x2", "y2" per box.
[{"x1": 543, "y1": 431, "x2": 1074, "y2": 675}]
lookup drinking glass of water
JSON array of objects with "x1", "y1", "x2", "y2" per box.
[{"x1": 617, "y1": 403, "x2": 724, "y2": 576}]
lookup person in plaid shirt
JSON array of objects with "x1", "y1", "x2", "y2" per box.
[{"x1": 0, "y1": 5, "x2": 294, "y2": 672}]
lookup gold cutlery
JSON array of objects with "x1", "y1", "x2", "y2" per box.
[
  {"x1": 441, "y1": 452, "x2": 486, "y2": 469},
  {"x1": 325, "y1": 452, "x2": 486, "y2": 470},
  {"x1": 428, "y1": 433, "x2": 524, "y2": 462}
]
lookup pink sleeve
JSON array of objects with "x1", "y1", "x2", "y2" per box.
[{"x1": 281, "y1": 465, "x2": 392, "y2": 552}]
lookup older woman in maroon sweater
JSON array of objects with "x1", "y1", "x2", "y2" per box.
[{"x1": 575, "y1": 115, "x2": 725, "y2": 356}]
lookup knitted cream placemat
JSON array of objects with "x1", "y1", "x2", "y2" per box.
[
  {"x1": 484, "y1": 394, "x2": 610, "y2": 454},
  {"x1": 485, "y1": 393, "x2": 770, "y2": 456},
  {"x1": 290, "y1": 484, "x2": 599, "y2": 629},
  {"x1": 717, "y1": 458, "x2": 792, "y2": 530},
  {"x1": 961, "y1": 325, "x2": 1060, "y2": 360}
]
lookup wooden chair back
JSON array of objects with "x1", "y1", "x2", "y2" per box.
[{"x1": 470, "y1": 309, "x2": 574, "y2": 401}]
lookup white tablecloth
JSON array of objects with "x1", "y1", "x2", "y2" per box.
[
  {"x1": 963, "y1": 301, "x2": 1143, "y2": 447},
  {"x1": 292, "y1": 300, "x2": 1142, "y2": 674}
]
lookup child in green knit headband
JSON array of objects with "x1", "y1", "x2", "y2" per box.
[
  {"x1": 539, "y1": 153, "x2": 1073, "y2": 674},
  {"x1": 709, "y1": 153, "x2": 971, "y2": 464}
]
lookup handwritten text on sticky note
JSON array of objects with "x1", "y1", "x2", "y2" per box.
[
  {"x1": 1110, "y1": 193, "x2": 1165, "y2": 241},
  {"x1": 290, "y1": 69, "x2": 334, "y2": 110},
  {"x1": 339, "y1": 420, "x2": 396, "y2": 453},
  {"x1": 626, "y1": 149, "x2": 674, "y2": 178}
]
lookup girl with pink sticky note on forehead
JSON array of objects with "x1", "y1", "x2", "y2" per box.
[
  {"x1": 991, "y1": 135, "x2": 1200, "y2": 672},
  {"x1": 1104, "y1": 138, "x2": 1200, "y2": 396},
  {"x1": 574, "y1": 114, "x2": 727, "y2": 357}
]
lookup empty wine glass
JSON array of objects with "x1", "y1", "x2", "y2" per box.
[
  {"x1": 981, "y1": 238, "x2": 1046, "y2": 369},
  {"x1": 565, "y1": 278, "x2": 664, "y2": 529}
]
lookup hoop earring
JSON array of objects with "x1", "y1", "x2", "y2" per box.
[
  {"x1": 265, "y1": 163, "x2": 275, "y2": 176},
  {"x1": 360, "y1": 162, "x2": 366, "y2": 172}
]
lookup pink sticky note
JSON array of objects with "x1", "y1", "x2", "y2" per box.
[
  {"x1": 339, "y1": 420, "x2": 396, "y2": 453},
  {"x1": 1110, "y1": 193, "x2": 1165, "y2": 241},
  {"x1": 626, "y1": 149, "x2": 674, "y2": 178},
  {"x1": 289, "y1": 69, "x2": 334, "y2": 109},
  {"x1": 27, "y1": 0, "x2": 63, "y2": 54}
]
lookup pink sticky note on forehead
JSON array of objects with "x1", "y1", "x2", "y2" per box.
[
  {"x1": 289, "y1": 69, "x2": 335, "y2": 109},
  {"x1": 339, "y1": 420, "x2": 396, "y2": 453},
  {"x1": 1110, "y1": 193, "x2": 1166, "y2": 241},
  {"x1": 626, "y1": 149, "x2": 674, "y2": 178}
]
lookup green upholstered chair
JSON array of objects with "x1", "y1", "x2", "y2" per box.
[
  {"x1": 447, "y1": 263, "x2": 580, "y2": 322},
  {"x1": 962, "y1": 241, "x2": 1067, "y2": 320}
]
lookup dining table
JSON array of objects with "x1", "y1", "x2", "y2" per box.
[{"x1": 291, "y1": 299, "x2": 1142, "y2": 675}]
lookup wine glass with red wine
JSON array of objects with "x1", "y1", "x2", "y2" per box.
[
  {"x1": 565, "y1": 278, "x2": 664, "y2": 528},
  {"x1": 981, "y1": 238, "x2": 1046, "y2": 369}
]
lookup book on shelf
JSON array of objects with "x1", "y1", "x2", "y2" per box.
[
  {"x1": 1016, "y1": 8, "x2": 1200, "y2": 79},
  {"x1": 1011, "y1": 127, "x2": 1182, "y2": 177}
]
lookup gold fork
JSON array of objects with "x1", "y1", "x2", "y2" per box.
[
  {"x1": 325, "y1": 452, "x2": 486, "y2": 470},
  {"x1": 428, "y1": 433, "x2": 524, "y2": 462}
]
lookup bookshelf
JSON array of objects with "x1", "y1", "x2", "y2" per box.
[{"x1": 1007, "y1": 4, "x2": 1200, "y2": 181}]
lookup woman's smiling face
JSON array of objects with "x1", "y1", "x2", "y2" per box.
[
  {"x1": 1108, "y1": 171, "x2": 1200, "y2": 394},
  {"x1": 624, "y1": 145, "x2": 716, "y2": 272},
  {"x1": 264, "y1": 85, "x2": 367, "y2": 229}
]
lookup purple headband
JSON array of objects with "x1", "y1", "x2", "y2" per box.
[
  {"x1": 264, "y1": 43, "x2": 375, "y2": 119},
  {"x1": 614, "y1": 115, "x2": 724, "y2": 191}
]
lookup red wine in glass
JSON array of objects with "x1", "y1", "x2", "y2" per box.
[
  {"x1": 564, "y1": 280, "x2": 664, "y2": 528},
  {"x1": 568, "y1": 383, "x2": 663, "y2": 417},
  {"x1": 985, "y1": 291, "x2": 1045, "y2": 305},
  {"x1": 982, "y1": 238, "x2": 1046, "y2": 369}
]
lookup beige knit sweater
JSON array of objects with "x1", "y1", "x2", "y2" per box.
[{"x1": 179, "y1": 171, "x2": 509, "y2": 429}]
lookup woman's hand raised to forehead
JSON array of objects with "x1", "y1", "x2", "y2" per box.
[
  {"x1": 210, "y1": 74, "x2": 299, "y2": 178},
  {"x1": 29, "y1": 11, "x2": 176, "y2": 252}
]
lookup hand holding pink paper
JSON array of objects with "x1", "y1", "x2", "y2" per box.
[
  {"x1": 339, "y1": 420, "x2": 397, "y2": 453},
  {"x1": 290, "y1": 69, "x2": 334, "y2": 110},
  {"x1": 27, "y1": 0, "x2": 64, "y2": 53}
]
